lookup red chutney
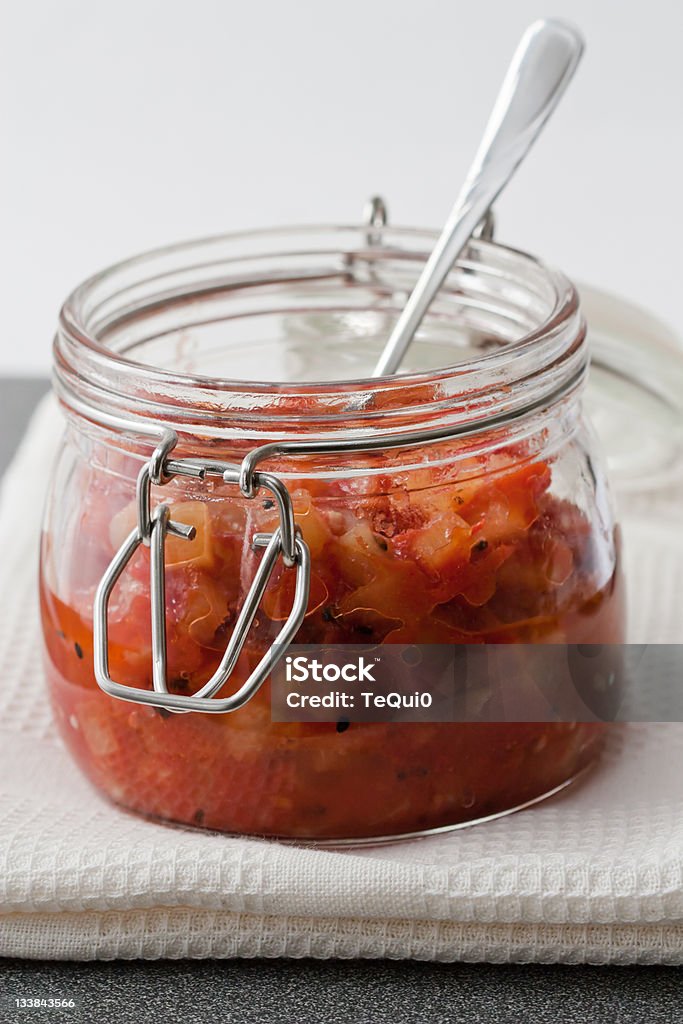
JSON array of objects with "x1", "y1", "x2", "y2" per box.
[{"x1": 41, "y1": 448, "x2": 624, "y2": 841}]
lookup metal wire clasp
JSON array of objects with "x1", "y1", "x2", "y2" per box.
[{"x1": 93, "y1": 431, "x2": 310, "y2": 714}]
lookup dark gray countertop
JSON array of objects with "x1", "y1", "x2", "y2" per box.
[
  {"x1": 1, "y1": 378, "x2": 681, "y2": 1024},
  {"x1": 2, "y1": 956, "x2": 682, "y2": 1024}
]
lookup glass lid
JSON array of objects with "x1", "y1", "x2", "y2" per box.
[{"x1": 578, "y1": 284, "x2": 683, "y2": 493}]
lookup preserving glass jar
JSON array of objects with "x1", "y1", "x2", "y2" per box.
[{"x1": 41, "y1": 224, "x2": 626, "y2": 842}]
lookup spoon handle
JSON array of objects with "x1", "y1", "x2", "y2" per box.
[{"x1": 372, "y1": 18, "x2": 584, "y2": 378}]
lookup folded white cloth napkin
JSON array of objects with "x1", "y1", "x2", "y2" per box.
[{"x1": 1, "y1": 396, "x2": 682, "y2": 964}]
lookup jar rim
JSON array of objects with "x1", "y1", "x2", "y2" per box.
[{"x1": 53, "y1": 223, "x2": 586, "y2": 444}]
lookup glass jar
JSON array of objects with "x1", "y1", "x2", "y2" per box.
[{"x1": 40, "y1": 225, "x2": 625, "y2": 842}]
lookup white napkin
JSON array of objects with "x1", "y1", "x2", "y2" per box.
[{"x1": 1, "y1": 396, "x2": 682, "y2": 964}]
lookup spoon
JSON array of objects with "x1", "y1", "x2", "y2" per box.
[{"x1": 372, "y1": 18, "x2": 584, "y2": 378}]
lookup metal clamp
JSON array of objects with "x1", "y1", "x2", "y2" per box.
[
  {"x1": 362, "y1": 194, "x2": 494, "y2": 246},
  {"x1": 363, "y1": 195, "x2": 388, "y2": 247},
  {"x1": 93, "y1": 433, "x2": 310, "y2": 714}
]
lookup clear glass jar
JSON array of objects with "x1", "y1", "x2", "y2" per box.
[{"x1": 40, "y1": 225, "x2": 625, "y2": 842}]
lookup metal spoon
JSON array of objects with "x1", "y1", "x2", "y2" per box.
[{"x1": 372, "y1": 18, "x2": 584, "y2": 378}]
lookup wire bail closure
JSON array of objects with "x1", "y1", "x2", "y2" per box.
[{"x1": 93, "y1": 431, "x2": 310, "y2": 715}]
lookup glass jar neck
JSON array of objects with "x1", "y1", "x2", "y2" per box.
[{"x1": 54, "y1": 225, "x2": 586, "y2": 469}]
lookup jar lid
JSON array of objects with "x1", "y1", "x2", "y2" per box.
[{"x1": 578, "y1": 284, "x2": 683, "y2": 493}]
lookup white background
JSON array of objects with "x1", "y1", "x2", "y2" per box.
[{"x1": 2, "y1": 0, "x2": 682, "y2": 374}]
